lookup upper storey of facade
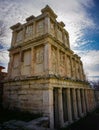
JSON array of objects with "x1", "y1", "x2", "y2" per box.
[
  {"x1": 8, "y1": 5, "x2": 86, "y2": 81},
  {"x1": 10, "y1": 5, "x2": 70, "y2": 50}
]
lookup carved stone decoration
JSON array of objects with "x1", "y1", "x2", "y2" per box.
[
  {"x1": 59, "y1": 51, "x2": 65, "y2": 75},
  {"x1": 25, "y1": 25, "x2": 33, "y2": 38},
  {"x1": 67, "y1": 56, "x2": 71, "y2": 78},
  {"x1": 57, "y1": 28, "x2": 62, "y2": 42},
  {"x1": 36, "y1": 46, "x2": 44, "y2": 64},
  {"x1": 16, "y1": 30, "x2": 23, "y2": 43},
  {"x1": 60, "y1": 51, "x2": 65, "y2": 66},
  {"x1": 52, "y1": 47, "x2": 57, "y2": 73},
  {"x1": 72, "y1": 58, "x2": 76, "y2": 79},
  {"x1": 50, "y1": 21, "x2": 55, "y2": 36},
  {"x1": 64, "y1": 34, "x2": 68, "y2": 47},
  {"x1": 37, "y1": 20, "x2": 44, "y2": 36},
  {"x1": 34, "y1": 46, "x2": 44, "y2": 73},
  {"x1": 76, "y1": 62, "x2": 80, "y2": 80},
  {"x1": 13, "y1": 53, "x2": 20, "y2": 69}
]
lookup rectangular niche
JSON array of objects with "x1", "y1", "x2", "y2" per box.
[
  {"x1": 21, "y1": 49, "x2": 31, "y2": 75},
  {"x1": 34, "y1": 45, "x2": 44, "y2": 74},
  {"x1": 12, "y1": 53, "x2": 20, "y2": 77},
  {"x1": 25, "y1": 24, "x2": 33, "y2": 39},
  {"x1": 36, "y1": 20, "x2": 44, "y2": 36}
]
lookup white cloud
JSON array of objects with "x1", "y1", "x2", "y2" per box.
[
  {"x1": 0, "y1": 0, "x2": 95, "y2": 49},
  {"x1": 80, "y1": 50, "x2": 99, "y2": 78}
]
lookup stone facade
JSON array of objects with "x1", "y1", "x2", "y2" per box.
[{"x1": 3, "y1": 5, "x2": 96, "y2": 128}]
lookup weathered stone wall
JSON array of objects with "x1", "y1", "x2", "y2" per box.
[
  {"x1": 3, "y1": 77, "x2": 96, "y2": 128},
  {"x1": 3, "y1": 80, "x2": 49, "y2": 114}
]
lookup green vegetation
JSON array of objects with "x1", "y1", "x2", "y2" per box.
[{"x1": 0, "y1": 108, "x2": 42, "y2": 123}]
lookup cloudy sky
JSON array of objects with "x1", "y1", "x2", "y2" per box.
[{"x1": 0, "y1": 0, "x2": 99, "y2": 81}]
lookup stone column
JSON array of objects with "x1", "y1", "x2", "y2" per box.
[
  {"x1": 77, "y1": 89, "x2": 82, "y2": 117},
  {"x1": 72, "y1": 88, "x2": 78, "y2": 119},
  {"x1": 85, "y1": 89, "x2": 89, "y2": 112},
  {"x1": 67, "y1": 88, "x2": 72, "y2": 122},
  {"x1": 58, "y1": 88, "x2": 64, "y2": 127},
  {"x1": 81, "y1": 89, "x2": 86, "y2": 114},
  {"x1": 48, "y1": 88, "x2": 54, "y2": 129}
]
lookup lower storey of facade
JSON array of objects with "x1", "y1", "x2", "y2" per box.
[{"x1": 3, "y1": 77, "x2": 96, "y2": 129}]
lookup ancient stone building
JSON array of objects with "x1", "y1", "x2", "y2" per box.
[{"x1": 3, "y1": 5, "x2": 96, "y2": 128}]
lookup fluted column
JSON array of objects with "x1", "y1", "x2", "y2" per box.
[
  {"x1": 58, "y1": 88, "x2": 64, "y2": 127},
  {"x1": 67, "y1": 88, "x2": 72, "y2": 122},
  {"x1": 72, "y1": 88, "x2": 78, "y2": 119},
  {"x1": 77, "y1": 89, "x2": 82, "y2": 117}
]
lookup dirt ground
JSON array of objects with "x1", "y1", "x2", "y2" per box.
[
  {"x1": 60, "y1": 108, "x2": 99, "y2": 130},
  {"x1": 0, "y1": 107, "x2": 99, "y2": 130}
]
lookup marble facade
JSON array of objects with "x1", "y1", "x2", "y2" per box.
[{"x1": 3, "y1": 5, "x2": 96, "y2": 128}]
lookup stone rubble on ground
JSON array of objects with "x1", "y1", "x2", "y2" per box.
[{"x1": 0, "y1": 117, "x2": 54, "y2": 130}]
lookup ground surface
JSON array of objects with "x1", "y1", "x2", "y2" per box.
[
  {"x1": 0, "y1": 108, "x2": 99, "y2": 130},
  {"x1": 60, "y1": 108, "x2": 99, "y2": 130}
]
